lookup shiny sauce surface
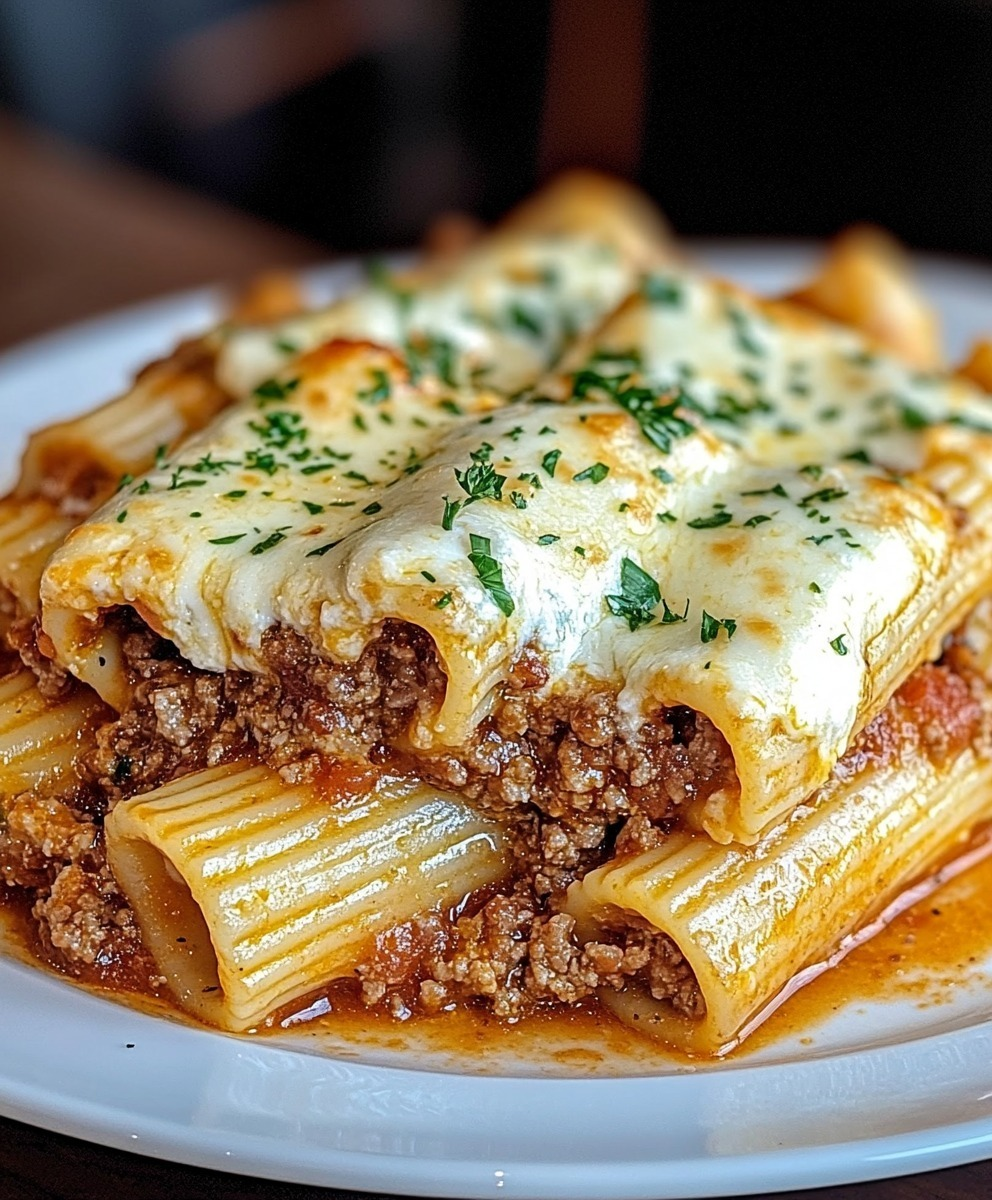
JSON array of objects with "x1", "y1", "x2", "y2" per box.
[{"x1": 4, "y1": 844, "x2": 992, "y2": 1075}]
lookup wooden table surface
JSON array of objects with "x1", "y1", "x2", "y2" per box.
[{"x1": 1, "y1": 110, "x2": 991, "y2": 1200}]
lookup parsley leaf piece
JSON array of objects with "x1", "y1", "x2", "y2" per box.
[
  {"x1": 467, "y1": 534, "x2": 515, "y2": 617},
  {"x1": 306, "y1": 540, "x2": 341, "y2": 557},
  {"x1": 357, "y1": 368, "x2": 391, "y2": 406},
  {"x1": 362, "y1": 501, "x2": 383, "y2": 515},
  {"x1": 799, "y1": 487, "x2": 848, "y2": 508},
  {"x1": 652, "y1": 466, "x2": 675, "y2": 484},
  {"x1": 537, "y1": 534, "x2": 560, "y2": 545},
  {"x1": 435, "y1": 592, "x2": 453, "y2": 609},
  {"x1": 642, "y1": 274, "x2": 683, "y2": 306},
  {"x1": 302, "y1": 500, "x2": 324, "y2": 515},
  {"x1": 605, "y1": 557, "x2": 661, "y2": 632},
  {"x1": 209, "y1": 533, "x2": 246, "y2": 545},
  {"x1": 809, "y1": 581, "x2": 822, "y2": 593},
  {"x1": 510, "y1": 491, "x2": 528, "y2": 509},
  {"x1": 253, "y1": 376, "x2": 300, "y2": 406},
  {"x1": 454, "y1": 459, "x2": 506, "y2": 503},
  {"x1": 441, "y1": 496, "x2": 462, "y2": 530},
  {"x1": 743, "y1": 513, "x2": 772, "y2": 527},
  {"x1": 573, "y1": 462, "x2": 609, "y2": 484},
  {"x1": 830, "y1": 634, "x2": 849, "y2": 656},
  {"x1": 542, "y1": 449, "x2": 562, "y2": 478},
  {"x1": 250, "y1": 528, "x2": 290, "y2": 555},
  {"x1": 700, "y1": 611, "x2": 737, "y2": 644},
  {"x1": 687, "y1": 510, "x2": 733, "y2": 530}
]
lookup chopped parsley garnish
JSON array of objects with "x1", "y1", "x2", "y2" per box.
[
  {"x1": 116, "y1": 510, "x2": 128, "y2": 523},
  {"x1": 250, "y1": 528, "x2": 290, "y2": 555},
  {"x1": 743, "y1": 513, "x2": 772, "y2": 527},
  {"x1": 244, "y1": 449, "x2": 282, "y2": 476},
  {"x1": 799, "y1": 464, "x2": 823, "y2": 480},
  {"x1": 806, "y1": 534, "x2": 833, "y2": 546},
  {"x1": 441, "y1": 496, "x2": 461, "y2": 530},
  {"x1": 573, "y1": 462, "x2": 609, "y2": 484},
  {"x1": 115, "y1": 473, "x2": 133, "y2": 493},
  {"x1": 209, "y1": 533, "x2": 247, "y2": 545},
  {"x1": 518, "y1": 472, "x2": 542, "y2": 490},
  {"x1": 687, "y1": 510, "x2": 733, "y2": 529},
  {"x1": 605, "y1": 557, "x2": 661, "y2": 632},
  {"x1": 357, "y1": 368, "x2": 391, "y2": 405},
  {"x1": 454, "y1": 453, "x2": 506, "y2": 504},
  {"x1": 842, "y1": 448, "x2": 872, "y2": 464},
  {"x1": 799, "y1": 487, "x2": 848, "y2": 507},
  {"x1": 435, "y1": 592, "x2": 453, "y2": 609},
  {"x1": 830, "y1": 634, "x2": 849, "y2": 656},
  {"x1": 421, "y1": 570, "x2": 437, "y2": 582},
  {"x1": 741, "y1": 482, "x2": 788, "y2": 498},
  {"x1": 253, "y1": 376, "x2": 300, "y2": 405},
  {"x1": 362, "y1": 501, "x2": 383, "y2": 515},
  {"x1": 306, "y1": 540, "x2": 341, "y2": 557},
  {"x1": 538, "y1": 425, "x2": 557, "y2": 436},
  {"x1": 809, "y1": 581, "x2": 822, "y2": 593},
  {"x1": 439, "y1": 398, "x2": 463, "y2": 416},
  {"x1": 657, "y1": 510, "x2": 677, "y2": 523},
  {"x1": 700, "y1": 611, "x2": 737, "y2": 644},
  {"x1": 642, "y1": 274, "x2": 683, "y2": 306},
  {"x1": 302, "y1": 500, "x2": 324, "y2": 515},
  {"x1": 467, "y1": 534, "x2": 514, "y2": 617},
  {"x1": 224, "y1": 489, "x2": 247, "y2": 499},
  {"x1": 613, "y1": 384, "x2": 695, "y2": 454},
  {"x1": 537, "y1": 534, "x2": 560, "y2": 545},
  {"x1": 273, "y1": 336, "x2": 299, "y2": 354},
  {"x1": 508, "y1": 302, "x2": 543, "y2": 338},
  {"x1": 249, "y1": 409, "x2": 306, "y2": 449},
  {"x1": 652, "y1": 466, "x2": 675, "y2": 484},
  {"x1": 898, "y1": 402, "x2": 932, "y2": 430},
  {"x1": 510, "y1": 491, "x2": 528, "y2": 509},
  {"x1": 406, "y1": 334, "x2": 457, "y2": 387},
  {"x1": 574, "y1": 546, "x2": 586, "y2": 556},
  {"x1": 542, "y1": 449, "x2": 562, "y2": 478},
  {"x1": 726, "y1": 301, "x2": 765, "y2": 357}
]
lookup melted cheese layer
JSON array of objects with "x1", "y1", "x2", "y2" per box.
[{"x1": 43, "y1": 320, "x2": 976, "y2": 842}]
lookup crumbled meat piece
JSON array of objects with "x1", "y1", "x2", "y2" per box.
[
  {"x1": 0, "y1": 792, "x2": 96, "y2": 889},
  {"x1": 6, "y1": 617, "x2": 73, "y2": 699}
]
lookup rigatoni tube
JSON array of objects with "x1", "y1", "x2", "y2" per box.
[{"x1": 105, "y1": 762, "x2": 509, "y2": 1031}]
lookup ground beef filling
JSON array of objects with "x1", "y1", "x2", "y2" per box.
[
  {"x1": 353, "y1": 889, "x2": 704, "y2": 1022},
  {"x1": 18, "y1": 612, "x2": 733, "y2": 1020}
]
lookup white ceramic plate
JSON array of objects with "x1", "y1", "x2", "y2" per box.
[{"x1": 2, "y1": 246, "x2": 992, "y2": 1200}]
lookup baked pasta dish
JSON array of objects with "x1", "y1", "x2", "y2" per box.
[{"x1": 2, "y1": 172, "x2": 992, "y2": 1054}]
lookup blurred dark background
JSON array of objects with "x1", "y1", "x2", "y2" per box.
[{"x1": 0, "y1": 0, "x2": 990, "y2": 257}]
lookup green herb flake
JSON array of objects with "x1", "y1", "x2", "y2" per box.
[
  {"x1": 830, "y1": 634, "x2": 849, "y2": 656},
  {"x1": 657, "y1": 510, "x2": 678, "y2": 524},
  {"x1": 573, "y1": 462, "x2": 609, "y2": 484},
  {"x1": 809, "y1": 581, "x2": 822, "y2": 593},
  {"x1": 441, "y1": 496, "x2": 462, "y2": 530},
  {"x1": 700, "y1": 610, "x2": 737, "y2": 644},
  {"x1": 421, "y1": 570, "x2": 437, "y2": 582},
  {"x1": 223, "y1": 489, "x2": 247, "y2": 499},
  {"x1": 467, "y1": 534, "x2": 515, "y2": 617},
  {"x1": 357, "y1": 368, "x2": 391, "y2": 405},
  {"x1": 652, "y1": 467, "x2": 675, "y2": 484},
  {"x1": 250, "y1": 527, "x2": 290, "y2": 555},
  {"x1": 439, "y1": 398, "x2": 463, "y2": 416},
  {"x1": 743, "y1": 513, "x2": 772, "y2": 527},
  {"x1": 116, "y1": 510, "x2": 128, "y2": 523},
  {"x1": 541, "y1": 449, "x2": 563, "y2": 478},
  {"x1": 209, "y1": 533, "x2": 247, "y2": 545},
  {"x1": 642, "y1": 274, "x2": 683, "y2": 306},
  {"x1": 510, "y1": 491, "x2": 528, "y2": 509},
  {"x1": 537, "y1": 534, "x2": 560, "y2": 545},
  {"x1": 362, "y1": 501, "x2": 383, "y2": 515},
  {"x1": 253, "y1": 376, "x2": 300, "y2": 406},
  {"x1": 687, "y1": 510, "x2": 733, "y2": 530},
  {"x1": 306, "y1": 540, "x2": 341, "y2": 557},
  {"x1": 302, "y1": 500, "x2": 324, "y2": 515},
  {"x1": 799, "y1": 487, "x2": 848, "y2": 508},
  {"x1": 605, "y1": 557, "x2": 661, "y2": 631},
  {"x1": 435, "y1": 592, "x2": 453, "y2": 609}
]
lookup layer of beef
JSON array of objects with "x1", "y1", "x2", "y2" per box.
[
  {"x1": 354, "y1": 888, "x2": 704, "y2": 1021},
  {"x1": 89, "y1": 612, "x2": 735, "y2": 899}
]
